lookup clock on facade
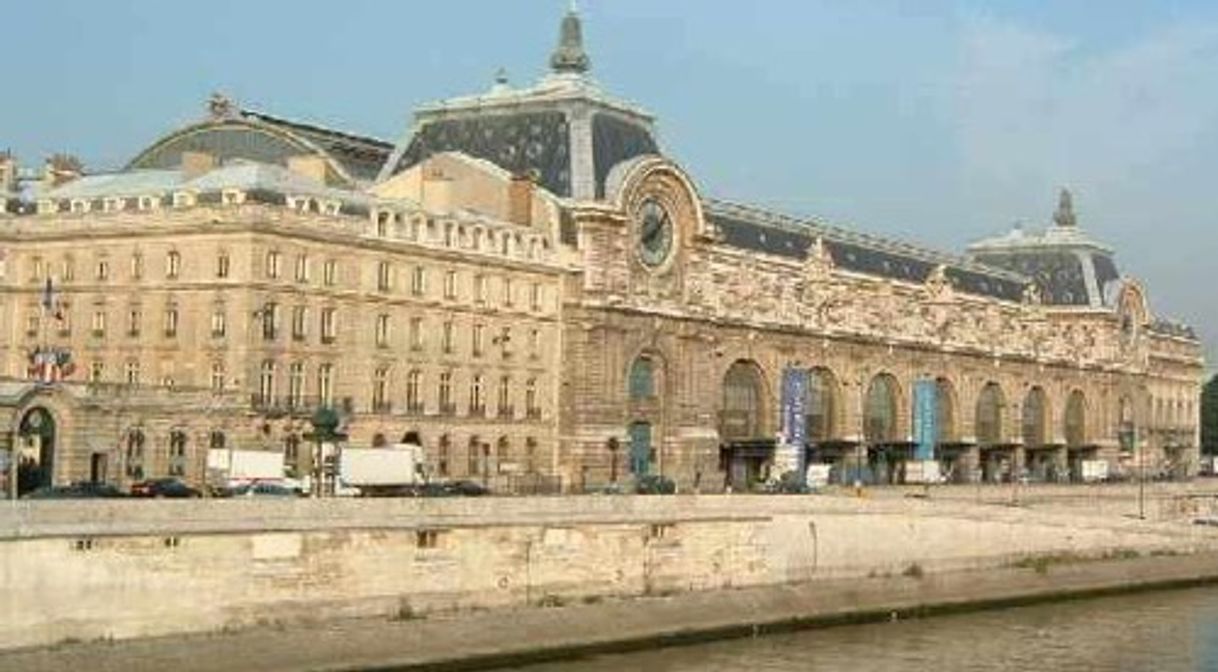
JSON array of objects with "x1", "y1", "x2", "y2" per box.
[{"x1": 636, "y1": 199, "x2": 674, "y2": 267}]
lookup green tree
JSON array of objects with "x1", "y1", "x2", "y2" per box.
[{"x1": 1203, "y1": 374, "x2": 1218, "y2": 455}]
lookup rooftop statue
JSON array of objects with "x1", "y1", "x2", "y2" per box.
[
  {"x1": 1053, "y1": 188, "x2": 1076, "y2": 228},
  {"x1": 550, "y1": 6, "x2": 591, "y2": 74}
]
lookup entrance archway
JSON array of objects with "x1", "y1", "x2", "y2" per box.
[{"x1": 16, "y1": 407, "x2": 56, "y2": 495}]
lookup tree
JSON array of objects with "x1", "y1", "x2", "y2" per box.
[{"x1": 1203, "y1": 374, "x2": 1218, "y2": 455}]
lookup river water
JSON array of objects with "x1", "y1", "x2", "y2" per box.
[{"x1": 506, "y1": 586, "x2": 1218, "y2": 672}]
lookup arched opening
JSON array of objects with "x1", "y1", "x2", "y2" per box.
[
  {"x1": 863, "y1": 374, "x2": 899, "y2": 444},
  {"x1": 628, "y1": 356, "x2": 655, "y2": 400},
  {"x1": 16, "y1": 407, "x2": 56, "y2": 495},
  {"x1": 628, "y1": 422, "x2": 652, "y2": 476},
  {"x1": 1022, "y1": 387, "x2": 1059, "y2": 482},
  {"x1": 975, "y1": 382, "x2": 1011, "y2": 483},
  {"x1": 805, "y1": 368, "x2": 839, "y2": 444},
  {"x1": 933, "y1": 378, "x2": 972, "y2": 483},
  {"x1": 720, "y1": 360, "x2": 769, "y2": 491},
  {"x1": 1064, "y1": 390, "x2": 1095, "y2": 482}
]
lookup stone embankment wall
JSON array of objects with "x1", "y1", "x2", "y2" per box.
[{"x1": 1, "y1": 494, "x2": 1215, "y2": 651}]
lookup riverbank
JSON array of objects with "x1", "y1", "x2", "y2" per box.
[{"x1": 5, "y1": 549, "x2": 1218, "y2": 672}]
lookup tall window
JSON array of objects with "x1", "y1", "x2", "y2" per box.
[
  {"x1": 375, "y1": 314, "x2": 391, "y2": 348},
  {"x1": 529, "y1": 328, "x2": 540, "y2": 359},
  {"x1": 411, "y1": 266, "x2": 425, "y2": 296},
  {"x1": 438, "y1": 371, "x2": 454, "y2": 414},
  {"x1": 1065, "y1": 391, "x2": 1087, "y2": 448},
  {"x1": 130, "y1": 254, "x2": 143, "y2": 280},
  {"x1": 373, "y1": 366, "x2": 390, "y2": 412},
  {"x1": 474, "y1": 274, "x2": 487, "y2": 303},
  {"x1": 216, "y1": 253, "x2": 230, "y2": 279},
  {"x1": 530, "y1": 283, "x2": 542, "y2": 311},
  {"x1": 975, "y1": 383, "x2": 1004, "y2": 446},
  {"x1": 934, "y1": 378, "x2": 956, "y2": 444},
  {"x1": 628, "y1": 357, "x2": 655, "y2": 399},
  {"x1": 127, "y1": 309, "x2": 141, "y2": 337},
  {"x1": 211, "y1": 309, "x2": 227, "y2": 338},
  {"x1": 502, "y1": 277, "x2": 513, "y2": 306},
  {"x1": 259, "y1": 361, "x2": 276, "y2": 404},
  {"x1": 442, "y1": 320, "x2": 454, "y2": 354},
  {"x1": 265, "y1": 250, "x2": 281, "y2": 279},
  {"x1": 168, "y1": 430, "x2": 188, "y2": 477},
  {"x1": 292, "y1": 305, "x2": 308, "y2": 340},
  {"x1": 525, "y1": 437, "x2": 538, "y2": 474},
  {"x1": 377, "y1": 261, "x2": 391, "y2": 292},
  {"x1": 125, "y1": 360, "x2": 141, "y2": 386},
  {"x1": 497, "y1": 375, "x2": 511, "y2": 416},
  {"x1": 288, "y1": 362, "x2": 305, "y2": 408},
  {"x1": 437, "y1": 435, "x2": 450, "y2": 477},
  {"x1": 320, "y1": 307, "x2": 337, "y2": 343},
  {"x1": 406, "y1": 370, "x2": 423, "y2": 413},
  {"x1": 1022, "y1": 387, "x2": 1047, "y2": 448},
  {"x1": 210, "y1": 362, "x2": 225, "y2": 392},
  {"x1": 163, "y1": 307, "x2": 179, "y2": 338},
  {"x1": 294, "y1": 254, "x2": 309, "y2": 282},
  {"x1": 323, "y1": 259, "x2": 337, "y2": 286},
  {"x1": 863, "y1": 374, "x2": 899, "y2": 444},
  {"x1": 525, "y1": 378, "x2": 539, "y2": 418},
  {"x1": 470, "y1": 374, "x2": 486, "y2": 415},
  {"x1": 410, "y1": 317, "x2": 424, "y2": 350},
  {"x1": 444, "y1": 270, "x2": 457, "y2": 300},
  {"x1": 166, "y1": 251, "x2": 181, "y2": 279},
  {"x1": 262, "y1": 302, "x2": 279, "y2": 340},
  {"x1": 806, "y1": 368, "x2": 838, "y2": 443},
  {"x1": 472, "y1": 323, "x2": 485, "y2": 357},
  {"x1": 90, "y1": 362, "x2": 105, "y2": 383},
  {"x1": 96, "y1": 259, "x2": 110, "y2": 281},
  {"x1": 318, "y1": 363, "x2": 334, "y2": 406},
  {"x1": 722, "y1": 361, "x2": 765, "y2": 441},
  {"x1": 92, "y1": 310, "x2": 107, "y2": 337}
]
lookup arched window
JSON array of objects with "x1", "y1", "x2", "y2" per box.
[
  {"x1": 1065, "y1": 391, "x2": 1087, "y2": 448},
  {"x1": 806, "y1": 368, "x2": 838, "y2": 443},
  {"x1": 628, "y1": 357, "x2": 655, "y2": 399},
  {"x1": 1022, "y1": 387, "x2": 1047, "y2": 447},
  {"x1": 975, "y1": 383, "x2": 1005, "y2": 446},
  {"x1": 168, "y1": 430, "x2": 188, "y2": 477},
  {"x1": 935, "y1": 378, "x2": 957, "y2": 444},
  {"x1": 864, "y1": 374, "x2": 899, "y2": 444},
  {"x1": 721, "y1": 361, "x2": 765, "y2": 441}
]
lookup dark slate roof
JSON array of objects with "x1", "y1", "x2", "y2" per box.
[
  {"x1": 1149, "y1": 319, "x2": 1198, "y2": 341},
  {"x1": 971, "y1": 250, "x2": 1089, "y2": 306},
  {"x1": 386, "y1": 110, "x2": 657, "y2": 199},
  {"x1": 241, "y1": 110, "x2": 393, "y2": 183},
  {"x1": 706, "y1": 200, "x2": 1028, "y2": 302}
]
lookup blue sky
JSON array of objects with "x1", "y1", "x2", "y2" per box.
[{"x1": 4, "y1": 1, "x2": 1217, "y2": 369}]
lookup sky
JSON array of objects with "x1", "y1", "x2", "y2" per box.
[{"x1": 4, "y1": 1, "x2": 1216, "y2": 369}]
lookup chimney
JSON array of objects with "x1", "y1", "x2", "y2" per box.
[
  {"x1": 180, "y1": 151, "x2": 216, "y2": 178},
  {"x1": 287, "y1": 154, "x2": 329, "y2": 185},
  {"x1": 43, "y1": 153, "x2": 83, "y2": 188},
  {"x1": 508, "y1": 172, "x2": 535, "y2": 227}
]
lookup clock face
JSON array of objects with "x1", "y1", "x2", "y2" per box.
[{"x1": 637, "y1": 199, "x2": 674, "y2": 268}]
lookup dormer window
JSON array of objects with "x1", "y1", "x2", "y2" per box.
[
  {"x1": 221, "y1": 189, "x2": 243, "y2": 206},
  {"x1": 138, "y1": 196, "x2": 158, "y2": 211},
  {"x1": 323, "y1": 201, "x2": 340, "y2": 216},
  {"x1": 172, "y1": 192, "x2": 194, "y2": 208},
  {"x1": 376, "y1": 211, "x2": 389, "y2": 237},
  {"x1": 70, "y1": 199, "x2": 89, "y2": 214},
  {"x1": 103, "y1": 198, "x2": 125, "y2": 212}
]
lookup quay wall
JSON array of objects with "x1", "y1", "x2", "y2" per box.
[{"x1": 1, "y1": 494, "x2": 1216, "y2": 652}]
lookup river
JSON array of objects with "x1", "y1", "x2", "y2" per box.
[{"x1": 504, "y1": 586, "x2": 1218, "y2": 672}]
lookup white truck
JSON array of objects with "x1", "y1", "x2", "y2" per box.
[
  {"x1": 206, "y1": 448, "x2": 288, "y2": 492},
  {"x1": 338, "y1": 443, "x2": 427, "y2": 497},
  {"x1": 1080, "y1": 459, "x2": 1110, "y2": 483}
]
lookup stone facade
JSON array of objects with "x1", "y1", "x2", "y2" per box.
[{"x1": 0, "y1": 9, "x2": 1205, "y2": 494}]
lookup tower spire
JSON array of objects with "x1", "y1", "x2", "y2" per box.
[{"x1": 549, "y1": 4, "x2": 591, "y2": 75}]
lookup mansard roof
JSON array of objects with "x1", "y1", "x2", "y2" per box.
[
  {"x1": 127, "y1": 102, "x2": 392, "y2": 187},
  {"x1": 705, "y1": 199, "x2": 1029, "y2": 302}
]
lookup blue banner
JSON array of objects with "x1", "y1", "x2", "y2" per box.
[
  {"x1": 782, "y1": 367, "x2": 809, "y2": 481},
  {"x1": 913, "y1": 378, "x2": 938, "y2": 461}
]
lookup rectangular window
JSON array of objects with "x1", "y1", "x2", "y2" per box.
[
  {"x1": 323, "y1": 259, "x2": 337, "y2": 286},
  {"x1": 96, "y1": 260, "x2": 110, "y2": 281},
  {"x1": 410, "y1": 317, "x2": 424, "y2": 351},
  {"x1": 259, "y1": 361, "x2": 276, "y2": 405},
  {"x1": 295, "y1": 254, "x2": 309, "y2": 282},
  {"x1": 321, "y1": 308, "x2": 337, "y2": 344},
  {"x1": 444, "y1": 270, "x2": 457, "y2": 300},
  {"x1": 372, "y1": 367, "x2": 389, "y2": 412},
  {"x1": 438, "y1": 372, "x2": 453, "y2": 414},
  {"x1": 377, "y1": 261, "x2": 391, "y2": 292},
  {"x1": 216, "y1": 253, "x2": 230, "y2": 279},
  {"x1": 62, "y1": 258, "x2": 76, "y2": 282},
  {"x1": 163, "y1": 308, "x2": 179, "y2": 338},
  {"x1": 530, "y1": 283, "x2": 542, "y2": 311},
  {"x1": 318, "y1": 363, "x2": 334, "y2": 406},
  {"x1": 211, "y1": 310, "x2": 227, "y2": 338},
  {"x1": 210, "y1": 363, "x2": 225, "y2": 392},
  {"x1": 375, "y1": 314, "x2": 391, "y2": 348},
  {"x1": 262, "y1": 303, "x2": 279, "y2": 341},
  {"x1": 292, "y1": 305, "x2": 307, "y2": 340},
  {"x1": 411, "y1": 266, "x2": 425, "y2": 296},
  {"x1": 406, "y1": 370, "x2": 422, "y2": 414},
  {"x1": 288, "y1": 362, "x2": 305, "y2": 408},
  {"x1": 442, "y1": 321, "x2": 453, "y2": 354},
  {"x1": 130, "y1": 254, "x2": 143, "y2": 280},
  {"x1": 498, "y1": 375, "x2": 512, "y2": 416},
  {"x1": 90, "y1": 361, "x2": 104, "y2": 383},
  {"x1": 266, "y1": 251, "x2": 281, "y2": 279},
  {"x1": 470, "y1": 375, "x2": 485, "y2": 416},
  {"x1": 529, "y1": 328, "x2": 540, "y2": 359},
  {"x1": 127, "y1": 310, "x2": 141, "y2": 338},
  {"x1": 472, "y1": 323, "x2": 484, "y2": 357},
  {"x1": 25, "y1": 312, "x2": 38, "y2": 338},
  {"x1": 92, "y1": 310, "x2": 107, "y2": 338},
  {"x1": 166, "y1": 252, "x2": 181, "y2": 279},
  {"x1": 474, "y1": 274, "x2": 486, "y2": 304},
  {"x1": 502, "y1": 277, "x2": 513, "y2": 306},
  {"x1": 125, "y1": 361, "x2": 140, "y2": 386}
]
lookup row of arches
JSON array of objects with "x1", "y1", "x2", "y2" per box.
[{"x1": 629, "y1": 355, "x2": 1093, "y2": 449}]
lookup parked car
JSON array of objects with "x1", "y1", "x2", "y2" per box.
[
  {"x1": 227, "y1": 481, "x2": 302, "y2": 498},
  {"x1": 443, "y1": 480, "x2": 489, "y2": 497},
  {"x1": 130, "y1": 478, "x2": 201, "y2": 498},
  {"x1": 23, "y1": 482, "x2": 127, "y2": 499}
]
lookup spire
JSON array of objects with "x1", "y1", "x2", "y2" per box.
[
  {"x1": 549, "y1": 4, "x2": 591, "y2": 75},
  {"x1": 1053, "y1": 188, "x2": 1076, "y2": 228}
]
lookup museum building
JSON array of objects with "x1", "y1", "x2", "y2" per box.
[{"x1": 0, "y1": 9, "x2": 1205, "y2": 493}]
